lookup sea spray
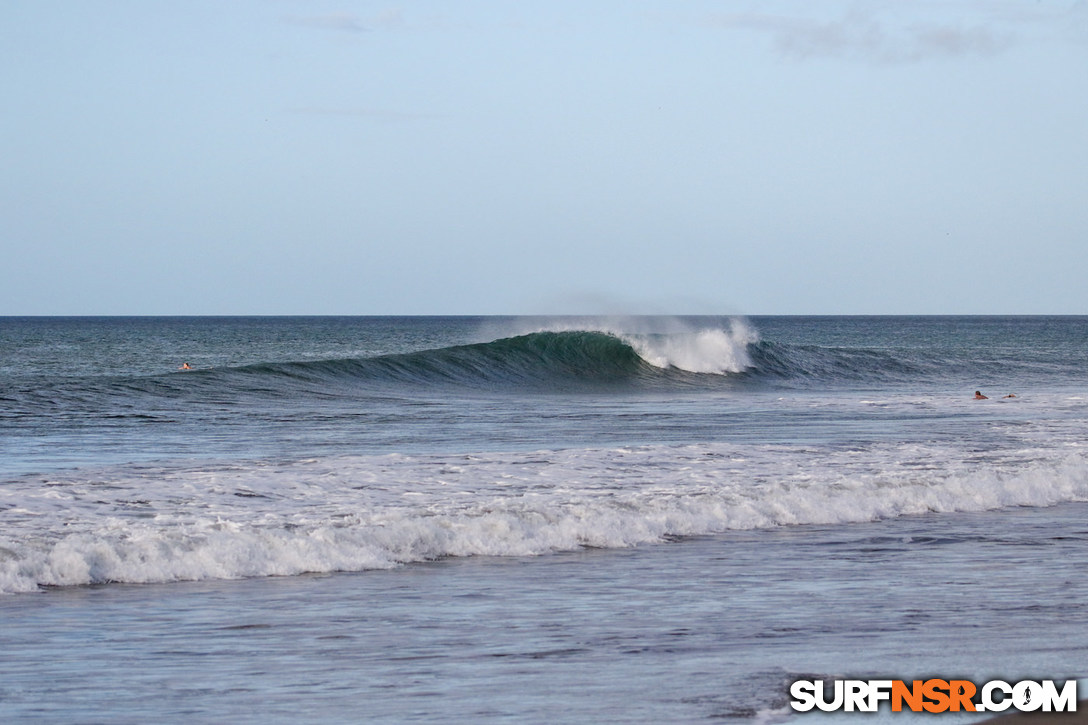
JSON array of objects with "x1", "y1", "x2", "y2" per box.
[{"x1": 626, "y1": 319, "x2": 759, "y2": 374}]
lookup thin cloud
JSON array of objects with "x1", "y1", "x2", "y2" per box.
[
  {"x1": 284, "y1": 13, "x2": 368, "y2": 34},
  {"x1": 706, "y1": 10, "x2": 1014, "y2": 64},
  {"x1": 368, "y1": 9, "x2": 406, "y2": 30},
  {"x1": 909, "y1": 23, "x2": 1010, "y2": 58}
]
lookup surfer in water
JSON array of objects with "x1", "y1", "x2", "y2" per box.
[{"x1": 974, "y1": 391, "x2": 988, "y2": 399}]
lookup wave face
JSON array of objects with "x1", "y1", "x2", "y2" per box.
[
  {"x1": 311, "y1": 330, "x2": 657, "y2": 386},
  {"x1": 233, "y1": 320, "x2": 761, "y2": 391}
]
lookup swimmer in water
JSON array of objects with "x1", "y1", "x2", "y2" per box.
[
  {"x1": 179, "y1": 362, "x2": 192, "y2": 370},
  {"x1": 1003, "y1": 393, "x2": 1017, "y2": 398},
  {"x1": 974, "y1": 391, "x2": 988, "y2": 399}
]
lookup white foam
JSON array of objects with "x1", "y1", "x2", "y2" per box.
[
  {"x1": 627, "y1": 321, "x2": 759, "y2": 374},
  {"x1": 3, "y1": 440, "x2": 1088, "y2": 594}
]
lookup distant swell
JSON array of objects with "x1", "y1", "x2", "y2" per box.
[{"x1": 0, "y1": 319, "x2": 1042, "y2": 409}]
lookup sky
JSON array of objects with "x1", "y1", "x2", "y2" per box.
[{"x1": 2, "y1": 1, "x2": 1087, "y2": 316}]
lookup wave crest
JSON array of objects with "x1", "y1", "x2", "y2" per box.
[
  {"x1": 223, "y1": 319, "x2": 760, "y2": 390},
  {"x1": 627, "y1": 321, "x2": 759, "y2": 374},
  {"x1": 477, "y1": 316, "x2": 760, "y2": 377}
]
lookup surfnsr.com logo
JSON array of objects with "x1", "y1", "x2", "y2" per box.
[{"x1": 790, "y1": 679, "x2": 1078, "y2": 714}]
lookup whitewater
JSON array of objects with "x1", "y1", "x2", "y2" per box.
[
  {"x1": 2, "y1": 315, "x2": 1087, "y2": 722},
  {"x1": 5, "y1": 435, "x2": 1088, "y2": 594}
]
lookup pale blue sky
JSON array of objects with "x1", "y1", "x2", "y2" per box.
[{"x1": 3, "y1": 1, "x2": 1086, "y2": 315}]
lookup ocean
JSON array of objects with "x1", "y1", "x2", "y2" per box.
[{"x1": 1, "y1": 315, "x2": 1086, "y2": 723}]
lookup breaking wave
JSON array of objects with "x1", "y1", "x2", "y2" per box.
[
  {"x1": 225, "y1": 319, "x2": 761, "y2": 390},
  {"x1": 1, "y1": 316, "x2": 1059, "y2": 412},
  {"x1": 3, "y1": 442, "x2": 1087, "y2": 594}
]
